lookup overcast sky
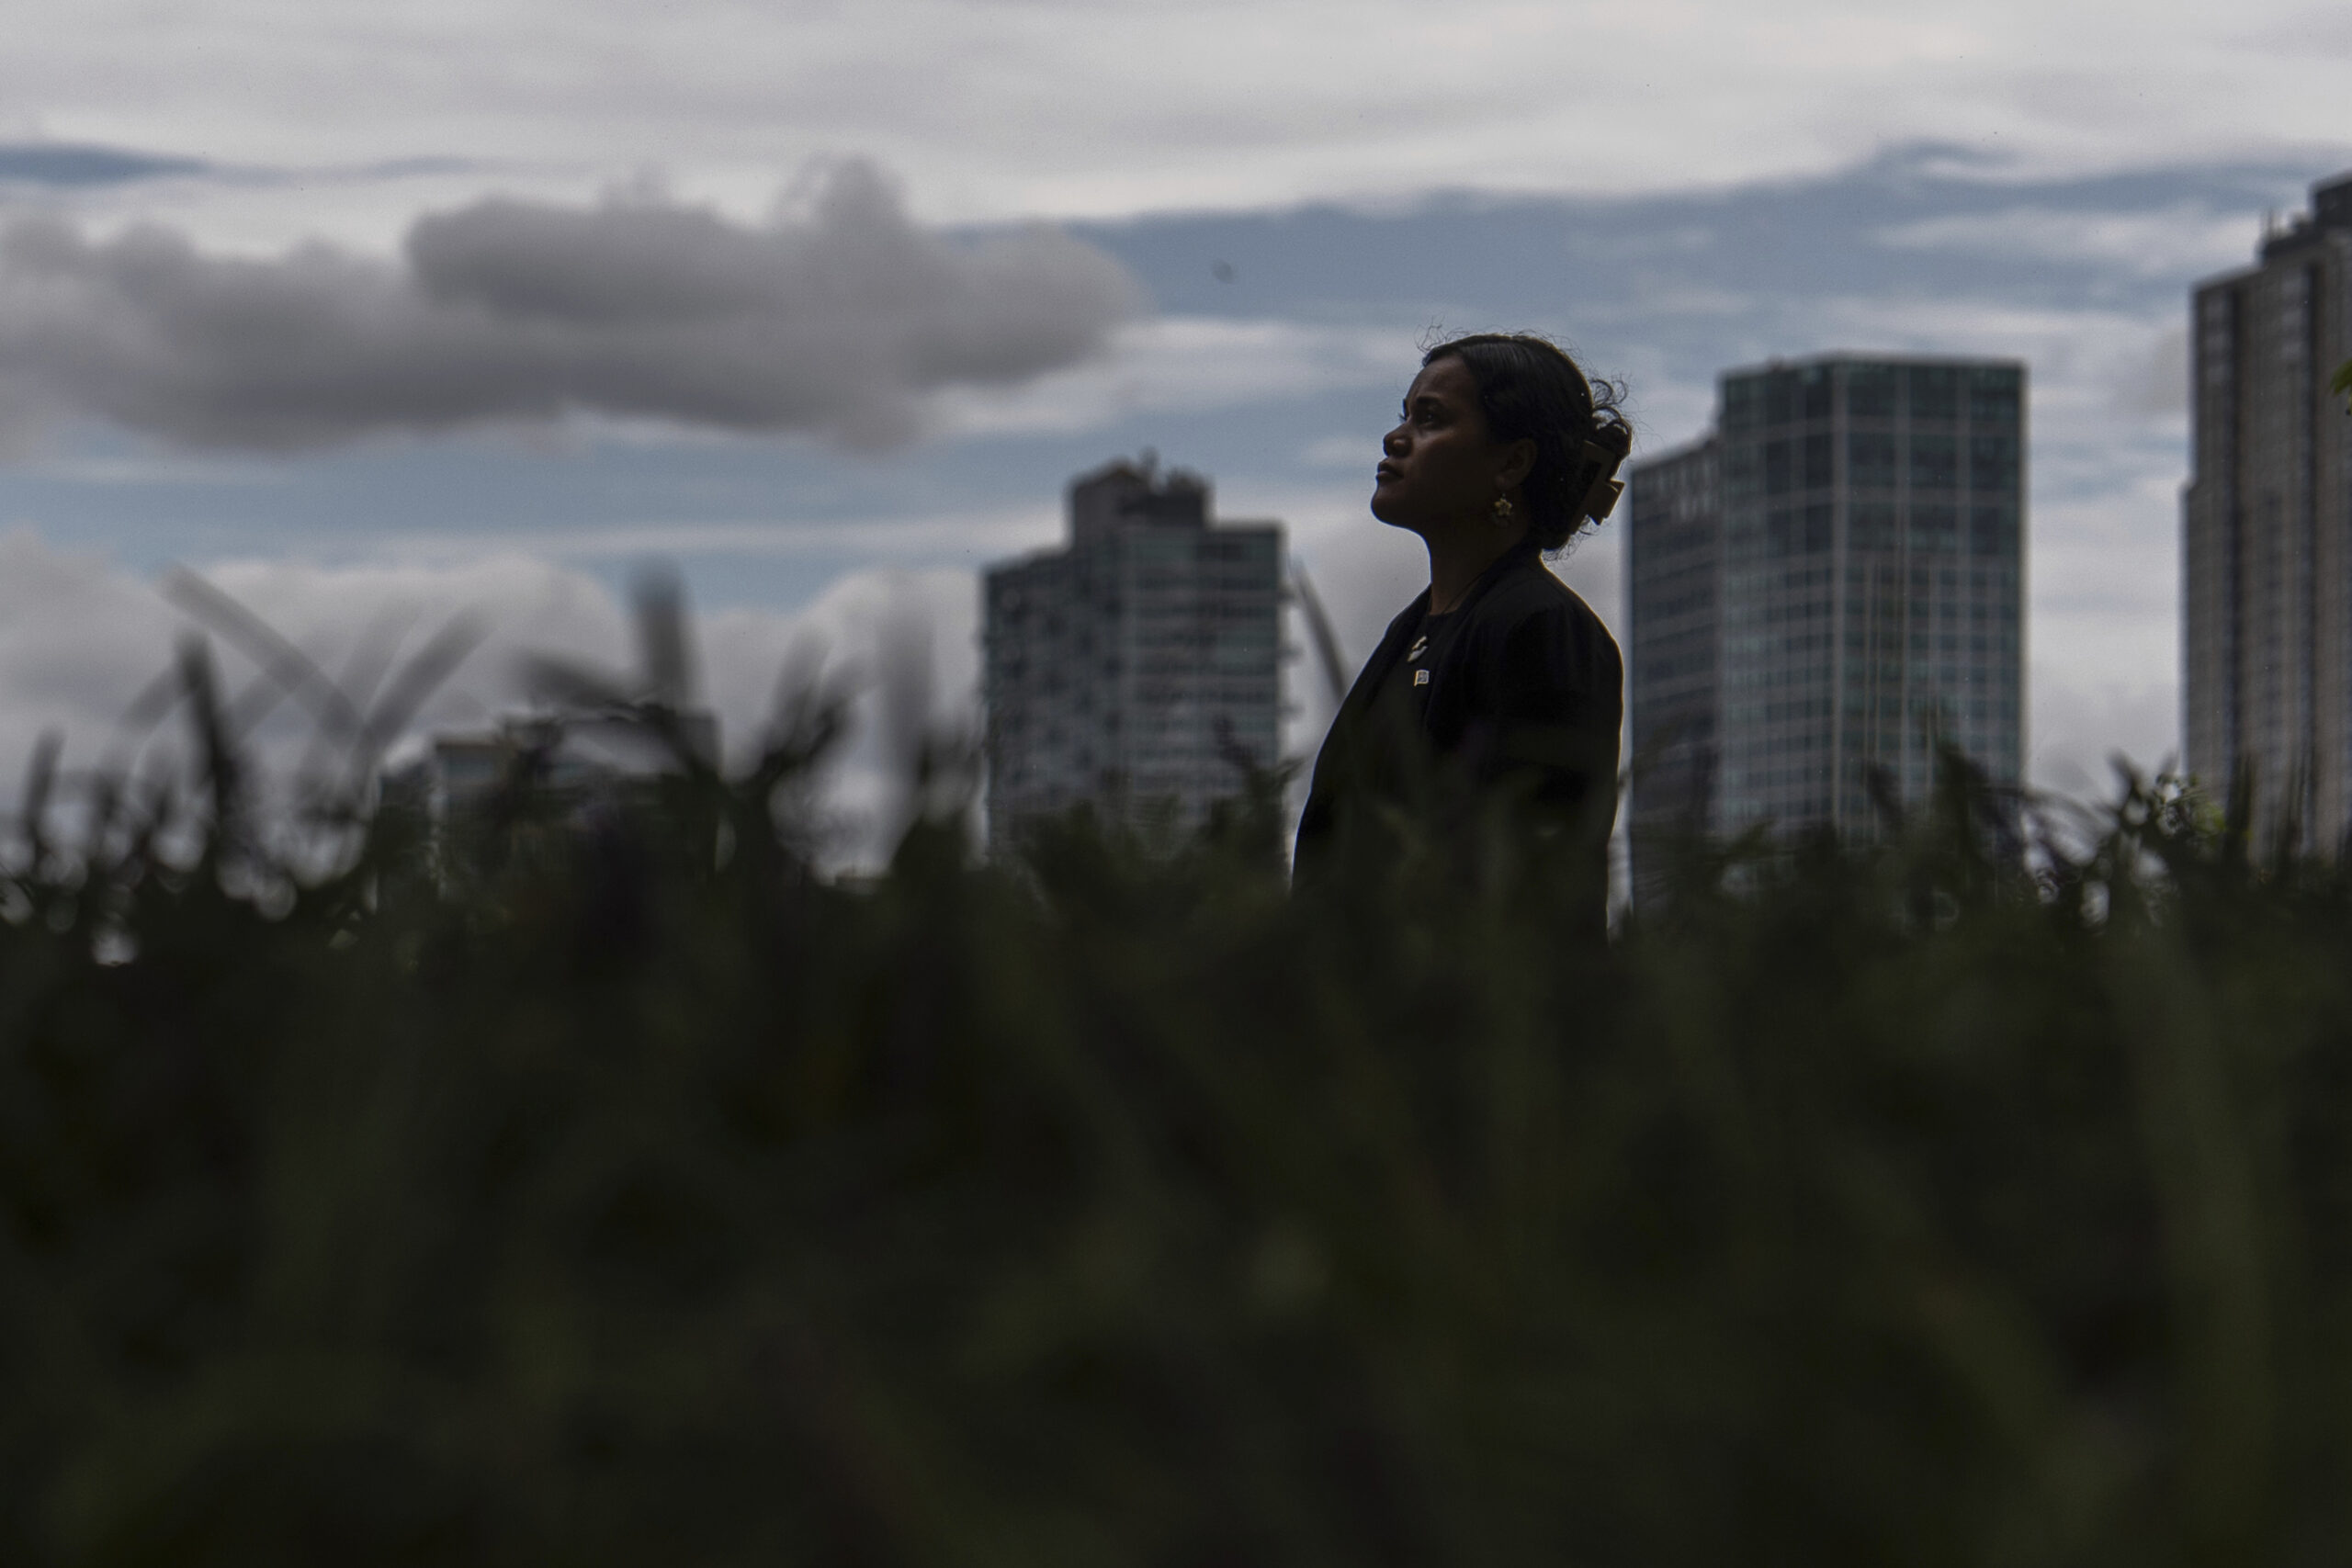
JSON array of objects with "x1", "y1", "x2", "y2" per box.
[{"x1": 0, "y1": 0, "x2": 2346, "y2": 852}]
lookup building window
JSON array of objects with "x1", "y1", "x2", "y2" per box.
[
  {"x1": 1848, "y1": 366, "x2": 1899, "y2": 419},
  {"x1": 1910, "y1": 434, "x2": 1959, "y2": 490},
  {"x1": 1969, "y1": 434, "x2": 2018, "y2": 491},
  {"x1": 1967, "y1": 367, "x2": 2021, "y2": 424},
  {"x1": 1912, "y1": 504, "x2": 1959, "y2": 553},
  {"x1": 1804, "y1": 433, "x2": 1834, "y2": 489},
  {"x1": 1968, "y1": 505, "x2": 2015, "y2": 557},
  {"x1": 1849, "y1": 433, "x2": 1898, "y2": 490},
  {"x1": 1909, "y1": 366, "x2": 1961, "y2": 421}
]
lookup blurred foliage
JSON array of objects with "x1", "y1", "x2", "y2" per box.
[
  {"x1": 2333, "y1": 356, "x2": 2351, "y2": 413},
  {"x1": 7, "y1": 656, "x2": 2352, "y2": 1566}
]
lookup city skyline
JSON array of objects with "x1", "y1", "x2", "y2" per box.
[{"x1": 0, "y1": 2, "x2": 2341, "y2": 853}]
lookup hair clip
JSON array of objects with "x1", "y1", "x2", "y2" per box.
[{"x1": 1584, "y1": 477, "x2": 1624, "y2": 522}]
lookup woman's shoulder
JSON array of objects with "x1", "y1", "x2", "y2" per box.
[{"x1": 1468, "y1": 556, "x2": 1620, "y2": 663}]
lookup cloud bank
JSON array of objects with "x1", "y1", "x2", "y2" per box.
[
  {"x1": 0, "y1": 158, "x2": 1142, "y2": 452},
  {"x1": 4, "y1": 0, "x2": 2346, "y2": 231}
]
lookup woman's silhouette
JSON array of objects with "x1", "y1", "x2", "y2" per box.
[{"x1": 1293, "y1": 333, "x2": 1631, "y2": 918}]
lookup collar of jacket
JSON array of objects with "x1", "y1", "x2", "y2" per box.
[
  {"x1": 1354, "y1": 538, "x2": 1545, "y2": 702},
  {"x1": 1430, "y1": 536, "x2": 1544, "y2": 619}
]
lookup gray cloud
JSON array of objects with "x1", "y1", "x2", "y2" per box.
[
  {"x1": 2111, "y1": 323, "x2": 2189, "y2": 418},
  {"x1": 5, "y1": 0, "x2": 2347, "y2": 229},
  {"x1": 0, "y1": 158, "x2": 1143, "y2": 452},
  {"x1": 0, "y1": 141, "x2": 209, "y2": 186}
]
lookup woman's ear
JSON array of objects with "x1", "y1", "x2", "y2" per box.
[{"x1": 1496, "y1": 437, "x2": 1537, "y2": 493}]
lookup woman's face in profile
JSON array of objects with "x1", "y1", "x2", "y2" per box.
[{"x1": 1372, "y1": 356, "x2": 1511, "y2": 536}]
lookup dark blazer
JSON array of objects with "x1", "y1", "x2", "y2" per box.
[{"x1": 1294, "y1": 542, "x2": 1623, "y2": 883}]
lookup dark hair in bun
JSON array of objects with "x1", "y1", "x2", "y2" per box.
[{"x1": 1421, "y1": 333, "x2": 1633, "y2": 551}]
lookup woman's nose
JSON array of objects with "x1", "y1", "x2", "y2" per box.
[{"x1": 1382, "y1": 424, "x2": 1408, "y2": 456}]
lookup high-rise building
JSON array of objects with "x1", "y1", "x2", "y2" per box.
[
  {"x1": 2183, "y1": 170, "x2": 2352, "y2": 849},
  {"x1": 1625, "y1": 355, "x2": 2028, "y2": 883},
  {"x1": 983, "y1": 456, "x2": 1283, "y2": 847},
  {"x1": 1621, "y1": 434, "x2": 1724, "y2": 851}
]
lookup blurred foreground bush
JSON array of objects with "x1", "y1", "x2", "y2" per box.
[{"x1": 4, "y1": 689, "x2": 2351, "y2": 1566}]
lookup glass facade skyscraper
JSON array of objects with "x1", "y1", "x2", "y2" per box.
[
  {"x1": 983, "y1": 457, "x2": 1283, "y2": 849},
  {"x1": 1626, "y1": 355, "x2": 2028, "y2": 885},
  {"x1": 2183, "y1": 171, "x2": 2352, "y2": 850}
]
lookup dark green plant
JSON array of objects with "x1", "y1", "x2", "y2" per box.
[{"x1": 7, "y1": 641, "x2": 2352, "y2": 1565}]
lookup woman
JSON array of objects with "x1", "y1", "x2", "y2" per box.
[{"x1": 1292, "y1": 333, "x2": 1631, "y2": 908}]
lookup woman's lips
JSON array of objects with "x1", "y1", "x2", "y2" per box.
[{"x1": 1374, "y1": 463, "x2": 1399, "y2": 483}]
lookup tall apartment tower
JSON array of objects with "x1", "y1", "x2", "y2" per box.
[
  {"x1": 2183, "y1": 170, "x2": 2352, "y2": 848},
  {"x1": 1625, "y1": 355, "x2": 2028, "y2": 881},
  {"x1": 983, "y1": 457, "x2": 1283, "y2": 847}
]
